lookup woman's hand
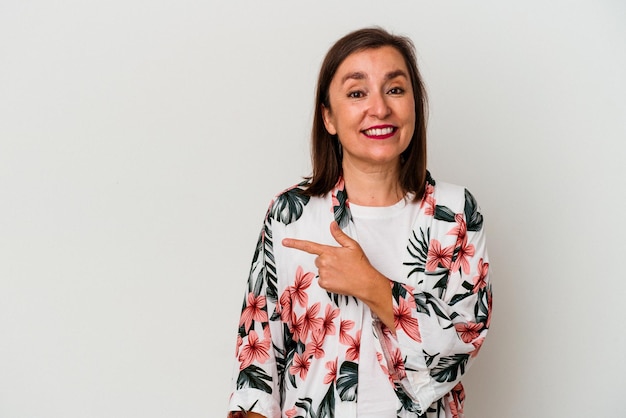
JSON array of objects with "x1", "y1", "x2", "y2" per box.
[{"x1": 282, "y1": 222, "x2": 395, "y2": 331}]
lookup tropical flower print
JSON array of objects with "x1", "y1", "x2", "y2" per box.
[
  {"x1": 450, "y1": 236, "x2": 475, "y2": 275},
  {"x1": 289, "y1": 351, "x2": 312, "y2": 380},
  {"x1": 454, "y1": 322, "x2": 484, "y2": 344},
  {"x1": 345, "y1": 331, "x2": 361, "y2": 361},
  {"x1": 425, "y1": 239, "x2": 453, "y2": 272},
  {"x1": 229, "y1": 174, "x2": 492, "y2": 418},
  {"x1": 291, "y1": 266, "x2": 314, "y2": 307},
  {"x1": 420, "y1": 182, "x2": 436, "y2": 216},
  {"x1": 394, "y1": 296, "x2": 422, "y2": 342},
  {"x1": 238, "y1": 329, "x2": 271, "y2": 370},
  {"x1": 239, "y1": 292, "x2": 268, "y2": 333},
  {"x1": 308, "y1": 328, "x2": 326, "y2": 359},
  {"x1": 339, "y1": 319, "x2": 355, "y2": 345},
  {"x1": 324, "y1": 358, "x2": 338, "y2": 384},
  {"x1": 321, "y1": 304, "x2": 339, "y2": 337},
  {"x1": 447, "y1": 213, "x2": 467, "y2": 244},
  {"x1": 473, "y1": 258, "x2": 489, "y2": 293},
  {"x1": 470, "y1": 336, "x2": 485, "y2": 357}
]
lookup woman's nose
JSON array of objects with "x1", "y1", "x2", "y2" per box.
[{"x1": 367, "y1": 92, "x2": 391, "y2": 119}]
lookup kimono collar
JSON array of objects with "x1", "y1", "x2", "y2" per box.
[{"x1": 329, "y1": 171, "x2": 435, "y2": 229}]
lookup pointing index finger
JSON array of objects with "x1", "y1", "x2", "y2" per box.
[{"x1": 282, "y1": 238, "x2": 328, "y2": 255}]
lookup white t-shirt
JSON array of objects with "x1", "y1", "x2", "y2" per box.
[{"x1": 350, "y1": 195, "x2": 421, "y2": 417}]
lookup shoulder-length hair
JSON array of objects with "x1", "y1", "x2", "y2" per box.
[{"x1": 304, "y1": 27, "x2": 429, "y2": 199}]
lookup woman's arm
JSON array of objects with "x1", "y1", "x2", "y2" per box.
[
  {"x1": 227, "y1": 213, "x2": 282, "y2": 418},
  {"x1": 376, "y1": 189, "x2": 492, "y2": 413}
]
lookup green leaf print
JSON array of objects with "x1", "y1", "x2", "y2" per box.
[
  {"x1": 434, "y1": 205, "x2": 455, "y2": 223},
  {"x1": 295, "y1": 397, "x2": 314, "y2": 418},
  {"x1": 271, "y1": 183, "x2": 311, "y2": 225},
  {"x1": 237, "y1": 364, "x2": 273, "y2": 394},
  {"x1": 404, "y1": 227, "x2": 430, "y2": 277},
  {"x1": 316, "y1": 383, "x2": 336, "y2": 418},
  {"x1": 263, "y1": 219, "x2": 278, "y2": 303},
  {"x1": 394, "y1": 388, "x2": 422, "y2": 414},
  {"x1": 430, "y1": 354, "x2": 469, "y2": 383},
  {"x1": 464, "y1": 189, "x2": 483, "y2": 231},
  {"x1": 332, "y1": 186, "x2": 351, "y2": 229},
  {"x1": 336, "y1": 361, "x2": 358, "y2": 401},
  {"x1": 449, "y1": 291, "x2": 473, "y2": 305},
  {"x1": 475, "y1": 286, "x2": 490, "y2": 326}
]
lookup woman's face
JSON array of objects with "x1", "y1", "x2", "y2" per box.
[{"x1": 323, "y1": 46, "x2": 415, "y2": 173}]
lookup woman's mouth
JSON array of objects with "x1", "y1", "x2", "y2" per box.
[{"x1": 362, "y1": 125, "x2": 396, "y2": 139}]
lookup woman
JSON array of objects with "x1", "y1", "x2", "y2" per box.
[{"x1": 228, "y1": 27, "x2": 491, "y2": 418}]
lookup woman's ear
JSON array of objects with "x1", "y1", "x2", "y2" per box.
[{"x1": 322, "y1": 105, "x2": 337, "y2": 135}]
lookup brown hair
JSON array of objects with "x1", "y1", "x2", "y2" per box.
[{"x1": 305, "y1": 27, "x2": 429, "y2": 199}]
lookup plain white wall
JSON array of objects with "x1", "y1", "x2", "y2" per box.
[{"x1": 1, "y1": 0, "x2": 624, "y2": 417}]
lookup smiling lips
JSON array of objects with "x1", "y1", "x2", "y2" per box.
[{"x1": 362, "y1": 125, "x2": 397, "y2": 140}]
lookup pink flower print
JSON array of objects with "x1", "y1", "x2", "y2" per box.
[
  {"x1": 263, "y1": 324, "x2": 271, "y2": 340},
  {"x1": 450, "y1": 383, "x2": 465, "y2": 418},
  {"x1": 278, "y1": 287, "x2": 294, "y2": 324},
  {"x1": 426, "y1": 239, "x2": 453, "y2": 272},
  {"x1": 447, "y1": 213, "x2": 467, "y2": 243},
  {"x1": 239, "y1": 293, "x2": 268, "y2": 332},
  {"x1": 235, "y1": 335, "x2": 243, "y2": 356},
  {"x1": 420, "y1": 183, "x2": 434, "y2": 206},
  {"x1": 290, "y1": 312, "x2": 305, "y2": 343},
  {"x1": 424, "y1": 196, "x2": 436, "y2": 216},
  {"x1": 339, "y1": 319, "x2": 355, "y2": 344},
  {"x1": 420, "y1": 183, "x2": 436, "y2": 215},
  {"x1": 289, "y1": 351, "x2": 311, "y2": 380},
  {"x1": 449, "y1": 399, "x2": 460, "y2": 418},
  {"x1": 394, "y1": 297, "x2": 422, "y2": 342},
  {"x1": 301, "y1": 302, "x2": 323, "y2": 341},
  {"x1": 470, "y1": 336, "x2": 485, "y2": 357},
  {"x1": 345, "y1": 330, "x2": 361, "y2": 361},
  {"x1": 238, "y1": 330, "x2": 270, "y2": 370},
  {"x1": 473, "y1": 258, "x2": 489, "y2": 293},
  {"x1": 402, "y1": 283, "x2": 415, "y2": 295},
  {"x1": 454, "y1": 321, "x2": 484, "y2": 343},
  {"x1": 321, "y1": 304, "x2": 339, "y2": 337},
  {"x1": 292, "y1": 266, "x2": 314, "y2": 307},
  {"x1": 285, "y1": 407, "x2": 298, "y2": 418},
  {"x1": 390, "y1": 348, "x2": 406, "y2": 380},
  {"x1": 451, "y1": 236, "x2": 475, "y2": 275},
  {"x1": 307, "y1": 328, "x2": 326, "y2": 359},
  {"x1": 324, "y1": 358, "x2": 338, "y2": 384}
]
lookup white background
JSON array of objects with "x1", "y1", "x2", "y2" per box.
[{"x1": 1, "y1": 1, "x2": 625, "y2": 417}]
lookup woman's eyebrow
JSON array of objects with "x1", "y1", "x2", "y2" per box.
[
  {"x1": 341, "y1": 71, "x2": 366, "y2": 84},
  {"x1": 341, "y1": 69, "x2": 408, "y2": 85},
  {"x1": 385, "y1": 69, "x2": 408, "y2": 80}
]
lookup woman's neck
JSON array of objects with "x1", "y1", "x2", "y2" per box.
[{"x1": 342, "y1": 160, "x2": 403, "y2": 207}]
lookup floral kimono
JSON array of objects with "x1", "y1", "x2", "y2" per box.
[{"x1": 228, "y1": 173, "x2": 492, "y2": 418}]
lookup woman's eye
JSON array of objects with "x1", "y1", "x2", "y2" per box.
[
  {"x1": 388, "y1": 87, "x2": 405, "y2": 95},
  {"x1": 348, "y1": 91, "x2": 365, "y2": 99}
]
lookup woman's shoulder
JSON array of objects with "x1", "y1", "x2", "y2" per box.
[
  {"x1": 266, "y1": 179, "x2": 323, "y2": 226},
  {"x1": 429, "y1": 173, "x2": 479, "y2": 204},
  {"x1": 428, "y1": 173, "x2": 484, "y2": 229}
]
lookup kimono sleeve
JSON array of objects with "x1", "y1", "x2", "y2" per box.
[
  {"x1": 227, "y1": 212, "x2": 282, "y2": 418},
  {"x1": 375, "y1": 189, "x2": 493, "y2": 414}
]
